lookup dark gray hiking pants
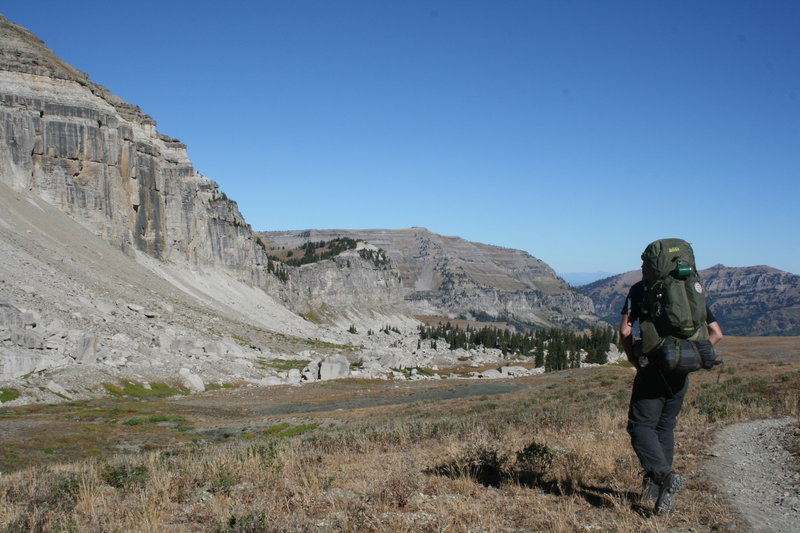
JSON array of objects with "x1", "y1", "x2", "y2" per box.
[{"x1": 627, "y1": 367, "x2": 688, "y2": 483}]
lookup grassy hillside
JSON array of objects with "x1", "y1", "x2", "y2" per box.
[{"x1": 1, "y1": 337, "x2": 798, "y2": 532}]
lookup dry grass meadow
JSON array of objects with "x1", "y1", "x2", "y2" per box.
[{"x1": 1, "y1": 336, "x2": 799, "y2": 532}]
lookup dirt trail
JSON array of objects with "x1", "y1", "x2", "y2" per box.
[{"x1": 707, "y1": 417, "x2": 800, "y2": 533}]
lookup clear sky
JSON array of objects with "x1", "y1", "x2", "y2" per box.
[{"x1": 2, "y1": 1, "x2": 798, "y2": 276}]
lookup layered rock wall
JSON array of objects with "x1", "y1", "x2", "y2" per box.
[
  {"x1": 0, "y1": 14, "x2": 266, "y2": 277},
  {"x1": 0, "y1": 15, "x2": 406, "y2": 319},
  {"x1": 264, "y1": 228, "x2": 598, "y2": 329},
  {"x1": 701, "y1": 265, "x2": 800, "y2": 336}
]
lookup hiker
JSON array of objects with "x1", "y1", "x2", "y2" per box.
[{"x1": 619, "y1": 239, "x2": 723, "y2": 515}]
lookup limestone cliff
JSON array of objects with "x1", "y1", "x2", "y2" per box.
[
  {"x1": 0, "y1": 15, "x2": 405, "y2": 320},
  {"x1": 0, "y1": 15, "x2": 265, "y2": 280},
  {"x1": 263, "y1": 228, "x2": 598, "y2": 329}
]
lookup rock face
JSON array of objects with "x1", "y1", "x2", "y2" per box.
[
  {"x1": 271, "y1": 246, "x2": 406, "y2": 322},
  {"x1": 0, "y1": 15, "x2": 405, "y2": 320},
  {"x1": 580, "y1": 265, "x2": 800, "y2": 336},
  {"x1": 0, "y1": 15, "x2": 263, "y2": 275},
  {"x1": 701, "y1": 265, "x2": 800, "y2": 336},
  {"x1": 263, "y1": 228, "x2": 598, "y2": 329}
]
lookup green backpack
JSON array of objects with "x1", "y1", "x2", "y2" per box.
[{"x1": 639, "y1": 238, "x2": 709, "y2": 357}]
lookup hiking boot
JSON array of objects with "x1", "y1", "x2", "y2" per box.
[
  {"x1": 640, "y1": 474, "x2": 659, "y2": 506},
  {"x1": 654, "y1": 472, "x2": 683, "y2": 515}
]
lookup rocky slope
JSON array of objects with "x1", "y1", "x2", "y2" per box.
[
  {"x1": 580, "y1": 265, "x2": 800, "y2": 336},
  {"x1": 263, "y1": 228, "x2": 599, "y2": 330},
  {"x1": 0, "y1": 179, "x2": 516, "y2": 405}
]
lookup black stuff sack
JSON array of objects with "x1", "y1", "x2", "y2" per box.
[{"x1": 657, "y1": 338, "x2": 722, "y2": 374}]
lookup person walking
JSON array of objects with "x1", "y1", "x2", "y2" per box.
[{"x1": 619, "y1": 241, "x2": 723, "y2": 515}]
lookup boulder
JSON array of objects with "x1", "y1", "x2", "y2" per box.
[
  {"x1": 0, "y1": 349, "x2": 66, "y2": 378},
  {"x1": 171, "y1": 337, "x2": 197, "y2": 354},
  {"x1": 302, "y1": 359, "x2": 321, "y2": 382},
  {"x1": 126, "y1": 303, "x2": 145, "y2": 313},
  {"x1": 10, "y1": 327, "x2": 44, "y2": 349},
  {"x1": 95, "y1": 300, "x2": 116, "y2": 315},
  {"x1": 499, "y1": 366, "x2": 529, "y2": 377},
  {"x1": 605, "y1": 343, "x2": 625, "y2": 364},
  {"x1": 75, "y1": 332, "x2": 97, "y2": 363},
  {"x1": 179, "y1": 367, "x2": 205, "y2": 392},
  {"x1": 319, "y1": 355, "x2": 350, "y2": 381},
  {"x1": 46, "y1": 380, "x2": 72, "y2": 399}
]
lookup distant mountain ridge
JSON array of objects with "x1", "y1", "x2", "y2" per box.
[
  {"x1": 580, "y1": 265, "x2": 800, "y2": 336},
  {"x1": 262, "y1": 228, "x2": 599, "y2": 330},
  {"x1": 560, "y1": 271, "x2": 616, "y2": 287}
]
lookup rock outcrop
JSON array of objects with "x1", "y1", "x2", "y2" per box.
[
  {"x1": 263, "y1": 228, "x2": 598, "y2": 329},
  {"x1": 270, "y1": 245, "x2": 407, "y2": 323}
]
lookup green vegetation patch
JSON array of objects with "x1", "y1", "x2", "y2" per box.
[
  {"x1": 269, "y1": 237, "x2": 360, "y2": 267},
  {"x1": 419, "y1": 322, "x2": 617, "y2": 370},
  {"x1": 206, "y1": 383, "x2": 240, "y2": 391},
  {"x1": 123, "y1": 414, "x2": 188, "y2": 426},
  {"x1": 211, "y1": 472, "x2": 238, "y2": 495},
  {"x1": 258, "y1": 358, "x2": 310, "y2": 372},
  {"x1": 101, "y1": 463, "x2": 149, "y2": 489},
  {"x1": 0, "y1": 387, "x2": 21, "y2": 403},
  {"x1": 103, "y1": 380, "x2": 187, "y2": 399}
]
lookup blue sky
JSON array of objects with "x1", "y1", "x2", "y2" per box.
[{"x1": 3, "y1": 1, "x2": 798, "y2": 277}]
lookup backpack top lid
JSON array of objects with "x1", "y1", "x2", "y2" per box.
[{"x1": 641, "y1": 238, "x2": 697, "y2": 282}]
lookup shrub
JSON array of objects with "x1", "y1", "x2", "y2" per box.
[
  {"x1": 433, "y1": 443, "x2": 510, "y2": 487},
  {"x1": 515, "y1": 441, "x2": 557, "y2": 485},
  {"x1": 690, "y1": 374, "x2": 794, "y2": 421},
  {"x1": 101, "y1": 463, "x2": 149, "y2": 488},
  {"x1": 211, "y1": 472, "x2": 237, "y2": 495},
  {"x1": 217, "y1": 511, "x2": 271, "y2": 533}
]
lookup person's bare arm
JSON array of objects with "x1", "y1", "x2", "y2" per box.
[
  {"x1": 619, "y1": 315, "x2": 636, "y2": 365},
  {"x1": 707, "y1": 321, "x2": 723, "y2": 345}
]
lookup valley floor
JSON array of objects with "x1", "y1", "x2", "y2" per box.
[{"x1": 0, "y1": 336, "x2": 798, "y2": 532}]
